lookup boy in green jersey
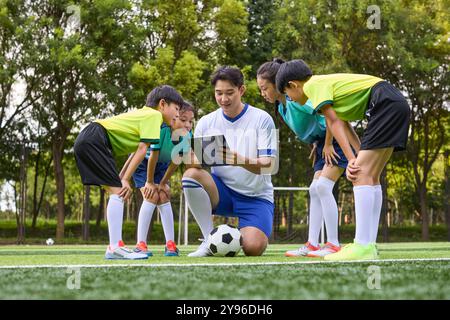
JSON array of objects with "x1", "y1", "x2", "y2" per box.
[
  {"x1": 276, "y1": 60, "x2": 410, "y2": 261},
  {"x1": 74, "y1": 85, "x2": 183, "y2": 260}
]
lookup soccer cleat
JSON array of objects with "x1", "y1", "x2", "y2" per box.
[
  {"x1": 285, "y1": 242, "x2": 321, "y2": 257},
  {"x1": 105, "y1": 240, "x2": 148, "y2": 260},
  {"x1": 323, "y1": 240, "x2": 379, "y2": 261},
  {"x1": 372, "y1": 243, "x2": 380, "y2": 258},
  {"x1": 133, "y1": 241, "x2": 153, "y2": 257},
  {"x1": 188, "y1": 241, "x2": 213, "y2": 257},
  {"x1": 164, "y1": 240, "x2": 180, "y2": 257},
  {"x1": 306, "y1": 242, "x2": 341, "y2": 258}
]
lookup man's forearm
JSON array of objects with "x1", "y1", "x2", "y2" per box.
[{"x1": 239, "y1": 157, "x2": 274, "y2": 175}]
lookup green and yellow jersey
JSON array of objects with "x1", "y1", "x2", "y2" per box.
[
  {"x1": 95, "y1": 106, "x2": 163, "y2": 156},
  {"x1": 304, "y1": 74, "x2": 383, "y2": 121}
]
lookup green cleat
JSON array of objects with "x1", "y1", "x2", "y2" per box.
[{"x1": 324, "y1": 240, "x2": 379, "y2": 261}]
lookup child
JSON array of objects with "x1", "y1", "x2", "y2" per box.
[
  {"x1": 276, "y1": 59, "x2": 410, "y2": 261},
  {"x1": 257, "y1": 59, "x2": 360, "y2": 257},
  {"x1": 123, "y1": 102, "x2": 194, "y2": 257},
  {"x1": 74, "y1": 85, "x2": 183, "y2": 260}
]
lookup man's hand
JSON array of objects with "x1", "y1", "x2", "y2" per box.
[
  {"x1": 222, "y1": 147, "x2": 244, "y2": 166},
  {"x1": 346, "y1": 158, "x2": 361, "y2": 182},
  {"x1": 143, "y1": 182, "x2": 159, "y2": 200},
  {"x1": 309, "y1": 142, "x2": 317, "y2": 168},
  {"x1": 119, "y1": 179, "x2": 133, "y2": 201},
  {"x1": 323, "y1": 143, "x2": 340, "y2": 167}
]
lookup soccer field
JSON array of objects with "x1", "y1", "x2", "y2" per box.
[{"x1": 0, "y1": 242, "x2": 449, "y2": 300}]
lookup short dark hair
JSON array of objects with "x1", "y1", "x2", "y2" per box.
[
  {"x1": 275, "y1": 59, "x2": 312, "y2": 93},
  {"x1": 257, "y1": 58, "x2": 285, "y2": 84},
  {"x1": 180, "y1": 100, "x2": 196, "y2": 117},
  {"x1": 146, "y1": 85, "x2": 184, "y2": 108},
  {"x1": 210, "y1": 66, "x2": 244, "y2": 88}
]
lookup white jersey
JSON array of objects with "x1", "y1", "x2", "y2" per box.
[{"x1": 195, "y1": 104, "x2": 277, "y2": 202}]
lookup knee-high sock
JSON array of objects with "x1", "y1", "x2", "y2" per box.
[
  {"x1": 137, "y1": 200, "x2": 156, "y2": 244},
  {"x1": 370, "y1": 185, "x2": 382, "y2": 243},
  {"x1": 107, "y1": 194, "x2": 124, "y2": 247},
  {"x1": 307, "y1": 179, "x2": 322, "y2": 247},
  {"x1": 158, "y1": 202, "x2": 174, "y2": 242},
  {"x1": 182, "y1": 178, "x2": 214, "y2": 240},
  {"x1": 316, "y1": 177, "x2": 339, "y2": 246},
  {"x1": 354, "y1": 185, "x2": 374, "y2": 245}
]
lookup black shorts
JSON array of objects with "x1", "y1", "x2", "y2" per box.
[
  {"x1": 360, "y1": 81, "x2": 411, "y2": 152},
  {"x1": 74, "y1": 123, "x2": 122, "y2": 187}
]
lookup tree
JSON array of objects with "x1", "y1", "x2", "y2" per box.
[
  {"x1": 213, "y1": 0, "x2": 249, "y2": 67},
  {"x1": 23, "y1": 0, "x2": 145, "y2": 239}
]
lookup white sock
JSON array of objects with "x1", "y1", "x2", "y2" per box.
[
  {"x1": 158, "y1": 202, "x2": 174, "y2": 242},
  {"x1": 107, "y1": 194, "x2": 124, "y2": 247},
  {"x1": 137, "y1": 200, "x2": 156, "y2": 244},
  {"x1": 371, "y1": 185, "x2": 382, "y2": 243},
  {"x1": 354, "y1": 185, "x2": 374, "y2": 245},
  {"x1": 316, "y1": 176, "x2": 339, "y2": 246},
  {"x1": 307, "y1": 179, "x2": 322, "y2": 247},
  {"x1": 182, "y1": 177, "x2": 214, "y2": 240}
]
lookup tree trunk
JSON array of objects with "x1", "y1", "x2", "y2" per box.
[
  {"x1": 288, "y1": 191, "x2": 293, "y2": 236},
  {"x1": 444, "y1": 150, "x2": 449, "y2": 241},
  {"x1": 96, "y1": 187, "x2": 105, "y2": 227},
  {"x1": 31, "y1": 148, "x2": 41, "y2": 229},
  {"x1": 418, "y1": 184, "x2": 429, "y2": 240},
  {"x1": 53, "y1": 141, "x2": 66, "y2": 240},
  {"x1": 273, "y1": 194, "x2": 280, "y2": 240},
  {"x1": 82, "y1": 185, "x2": 90, "y2": 241},
  {"x1": 17, "y1": 145, "x2": 29, "y2": 244},
  {"x1": 32, "y1": 157, "x2": 52, "y2": 229}
]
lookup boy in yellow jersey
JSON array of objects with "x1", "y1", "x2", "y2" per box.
[
  {"x1": 276, "y1": 60, "x2": 410, "y2": 261},
  {"x1": 74, "y1": 85, "x2": 182, "y2": 260}
]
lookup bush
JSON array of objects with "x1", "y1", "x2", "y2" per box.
[{"x1": 0, "y1": 220, "x2": 448, "y2": 244}]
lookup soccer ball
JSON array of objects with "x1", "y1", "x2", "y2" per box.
[
  {"x1": 46, "y1": 238, "x2": 54, "y2": 246},
  {"x1": 206, "y1": 224, "x2": 242, "y2": 257}
]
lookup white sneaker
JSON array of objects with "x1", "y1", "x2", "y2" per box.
[
  {"x1": 105, "y1": 241, "x2": 148, "y2": 260},
  {"x1": 188, "y1": 241, "x2": 213, "y2": 257},
  {"x1": 284, "y1": 242, "x2": 321, "y2": 257},
  {"x1": 306, "y1": 242, "x2": 341, "y2": 258}
]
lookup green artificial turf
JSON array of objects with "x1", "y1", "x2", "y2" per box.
[{"x1": 0, "y1": 243, "x2": 449, "y2": 299}]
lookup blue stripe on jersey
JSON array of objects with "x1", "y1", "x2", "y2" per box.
[{"x1": 222, "y1": 103, "x2": 249, "y2": 123}]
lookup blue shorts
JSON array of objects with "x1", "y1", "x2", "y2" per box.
[
  {"x1": 132, "y1": 159, "x2": 169, "y2": 188},
  {"x1": 313, "y1": 137, "x2": 349, "y2": 172},
  {"x1": 211, "y1": 174, "x2": 274, "y2": 238}
]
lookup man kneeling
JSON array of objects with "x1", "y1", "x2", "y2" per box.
[{"x1": 183, "y1": 66, "x2": 278, "y2": 257}]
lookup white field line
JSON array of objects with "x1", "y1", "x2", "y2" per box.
[{"x1": 0, "y1": 258, "x2": 450, "y2": 269}]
